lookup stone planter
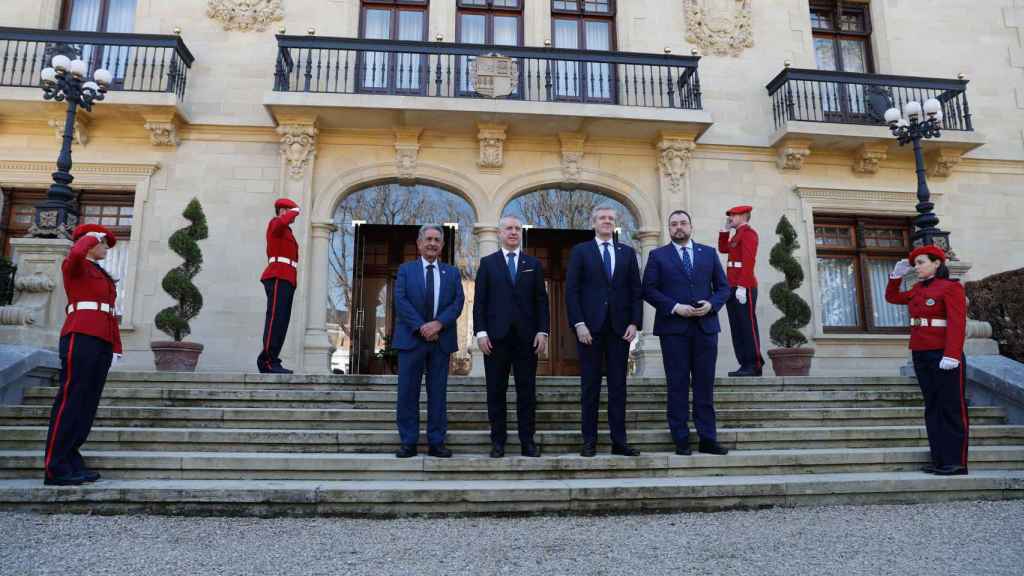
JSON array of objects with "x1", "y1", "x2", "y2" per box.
[
  {"x1": 151, "y1": 341, "x2": 204, "y2": 372},
  {"x1": 766, "y1": 347, "x2": 815, "y2": 376}
]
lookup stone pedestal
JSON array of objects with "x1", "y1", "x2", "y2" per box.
[
  {"x1": 632, "y1": 229, "x2": 664, "y2": 378},
  {"x1": 303, "y1": 221, "x2": 336, "y2": 373},
  {"x1": 0, "y1": 237, "x2": 72, "y2": 350},
  {"x1": 468, "y1": 224, "x2": 500, "y2": 378}
]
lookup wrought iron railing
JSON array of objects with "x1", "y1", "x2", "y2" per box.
[
  {"x1": 766, "y1": 68, "x2": 972, "y2": 131},
  {"x1": 0, "y1": 27, "x2": 194, "y2": 100},
  {"x1": 274, "y1": 35, "x2": 702, "y2": 110}
]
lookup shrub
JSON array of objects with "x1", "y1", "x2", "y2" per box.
[
  {"x1": 154, "y1": 198, "x2": 208, "y2": 341},
  {"x1": 768, "y1": 214, "x2": 812, "y2": 348}
]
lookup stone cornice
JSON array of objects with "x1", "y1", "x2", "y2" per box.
[{"x1": 0, "y1": 160, "x2": 160, "y2": 178}]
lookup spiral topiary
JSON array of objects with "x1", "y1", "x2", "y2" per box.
[
  {"x1": 155, "y1": 198, "x2": 208, "y2": 341},
  {"x1": 768, "y1": 214, "x2": 811, "y2": 348}
]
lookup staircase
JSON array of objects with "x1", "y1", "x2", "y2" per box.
[{"x1": 1, "y1": 372, "x2": 1022, "y2": 516}]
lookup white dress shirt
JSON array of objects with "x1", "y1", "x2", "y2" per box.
[
  {"x1": 595, "y1": 236, "x2": 615, "y2": 275},
  {"x1": 669, "y1": 240, "x2": 698, "y2": 316},
  {"x1": 421, "y1": 257, "x2": 441, "y2": 320},
  {"x1": 476, "y1": 248, "x2": 547, "y2": 340}
]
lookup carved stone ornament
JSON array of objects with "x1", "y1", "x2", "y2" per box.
[
  {"x1": 684, "y1": 0, "x2": 754, "y2": 57},
  {"x1": 559, "y1": 133, "x2": 586, "y2": 186},
  {"x1": 853, "y1": 143, "x2": 888, "y2": 174},
  {"x1": 776, "y1": 140, "x2": 811, "y2": 171},
  {"x1": 658, "y1": 139, "x2": 696, "y2": 194},
  {"x1": 48, "y1": 118, "x2": 87, "y2": 146},
  {"x1": 928, "y1": 148, "x2": 962, "y2": 178},
  {"x1": 277, "y1": 124, "x2": 318, "y2": 180},
  {"x1": 144, "y1": 121, "x2": 180, "y2": 147},
  {"x1": 0, "y1": 272, "x2": 56, "y2": 326},
  {"x1": 477, "y1": 124, "x2": 507, "y2": 169},
  {"x1": 207, "y1": 0, "x2": 284, "y2": 32},
  {"x1": 469, "y1": 54, "x2": 519, "y2": 98},
  {"x1": 394, "y1": 127, "x2": 423, "y2": 183}
]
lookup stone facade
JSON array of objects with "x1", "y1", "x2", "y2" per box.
[{"x1": 0, "y1": 0, "x2": 1022, "y2": 375}]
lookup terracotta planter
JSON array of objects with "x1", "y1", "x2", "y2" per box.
[
  {"x1": 766, "y1": 347, "x2": 815, "y2": 376},
  {"x1": 151, "y1": 341, "x2": 204, "y2": 372}
]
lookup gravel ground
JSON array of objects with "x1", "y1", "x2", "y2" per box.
[{"x1": 2, "y1": 501, "x2": 1022, "y2": 576}]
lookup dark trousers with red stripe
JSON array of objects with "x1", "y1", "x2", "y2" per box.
[
  {"x1": 912, "y1": 350, "x2": 970, "y2": 468},
  {"x1": 725, "y1": 286, "x2": 763, "y2": 371},
  {"x1": 44, "y1": 333, "x2": 112, "y2": 480},
  {"x1": 257, "y1": 278, "x2": 295, "y2": 371}
]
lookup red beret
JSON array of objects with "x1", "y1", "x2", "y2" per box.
[
  {"x1": 726, "y1": 205, "x2": 752, "y2": 216},
  {"x1": 274, "y1": 198, "x2": 299, "y2": 210},
  {"x1": 71, "y1": 223, "x2": 116, "y2": 248},
  {"x1": 909, "y1": 245, "x2": 946, "y2": 263}
]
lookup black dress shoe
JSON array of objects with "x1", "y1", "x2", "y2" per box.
[
  {"x1": 580, "y1": 443, "x2": 597, "y2": 457},
  {"x1": 932, "y1": 465, "x2": 968, "y2": 476},
  {"x1": 698, "y1": 439, "x2": 729, "y2": 455},
  {"x1": 81, "y1": 469, "x2": 101, "y2": 483},
  {"x1": 269, "y1": 365, "x2": 294, "y2": 374},
  {"x1": 921, "y1": 464, "x2": 939, "y2": 474},
  {"x1": 395, "y1": 445, "x2": 418, "y2": 458},
  {"x1": 675, "y1": 444, "x2": 692, "y2": 456},
  {"x1": 489, "y1": 444, "x2": 505, "y2": 458},
  {"x1": 520, "y1": 443, "x2": 541, "y2": 458},
  {"x1": 728, "y1": 368, "x2": 762, "y2": 377},
  {"x1": 611, "y1": 444, "x2": 640, "y2": 456},
  {"x1": 428, "y1": 444, "x2": 453, "y2": 458},
  {"x1": 43, "y1": 474, "x2": 86, "y2": 486}
]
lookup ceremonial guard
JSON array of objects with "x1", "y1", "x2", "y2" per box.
[
  {"x1": 718, "y1": 205, "x2": 764, "y2": 377},
  {"x1": 886, "y1": 245, "x2": 969, "y2": 476},
  {"x1": 258, "y1": 198, "x2": 300, "y2": 374},
  {"x1": 43, "y1": 224, "x2": 121, "y2": 486}
]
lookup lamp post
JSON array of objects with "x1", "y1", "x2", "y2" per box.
[
  {"x1": 32, "y1": 55, "x2": 112, "y2": 239},
  {"x1": 884, "y1": 97, "x2": 951, "y2": 252}
]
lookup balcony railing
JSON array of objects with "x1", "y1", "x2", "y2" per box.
[
  {"x1": 0, "y1": 27, "x2": 194, "y2": 100},
  {"x1": 274, "y1": 36, "x2": 702, "y2": 110},
  {"x1": 766, "y1": 68, "x2": 972, "y2": 131}
]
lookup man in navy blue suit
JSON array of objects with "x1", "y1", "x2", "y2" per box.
[
  {"x1": 474, "y1": 215, "x2": 550, "y2": 458},
  {"x1": 393, "y1": 224, "x2": 465, "y2": 458},
  {"x1": 642, "y1": 210, "x2": 731, "y2": 456},
  {"x1": 566, "y1": 204, "x2": 643, "y2": 457}
]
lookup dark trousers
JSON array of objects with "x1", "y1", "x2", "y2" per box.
[
  {"x1": 578, "y1": 320, "x2": 629, "y2": 446},
  {"x1": 484, "y1": 325, "x2": 538, "y2": 447},
  {"x1": 726, "y1": 286, "x2": 763, "y2": 370},
  {"x1": 44, "y1": 333, "x2": 112, "y2": 479},
  {"x1": 912, "y1": 350, "x2": 970, "y2": 468},
  {"x1": 257, "y1": 278, "x2": 295, "y2": 371},
  {"x1": 660, "y1": 330, "x2": 719, "y2": 445},
  {"x1": 396, "y1": 341, "x2": 450, "y2": 447}
]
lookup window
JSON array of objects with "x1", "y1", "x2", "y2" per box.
[
  {"x1": 814, "y1": 214, "x2": 912, "y2": 333},
  {"x1": 551, "y1": 0, "x2": 615, "y2": 102},
  {"x1": 811, "y1": 1, "x2": 873, "y2": 117},
  {"x1": 60, "y1": 0, "x2": 138, "y2": 82},
  {"x1": 457, "y1": 0, "x2": 523, "y2": 94},
  {"x1": 359, "y1": 0, "x2": 429, "y2": 93}
]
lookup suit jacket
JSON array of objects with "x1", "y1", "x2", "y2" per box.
[
  {"x1": 61, "y1": 235, "x2": 122, "y2": 353},
  {"x1": 473, "y1": 250, "x2": 550, "y2": 342},
  {"x1": 393, "y1": 259, "x2": 465, "y2": 354},
  {"x1": 565, "y1": 239, "x2": 643, "y2": 335},
  {"x1": 261, "y1": 210, "x2": 300, "y2": 286},
  {"x1": 642, "y1": 241, "x2": 731, "y2": 336}
]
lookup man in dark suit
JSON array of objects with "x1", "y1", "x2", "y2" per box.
[
  {"x1": 642, "y1": 210, "x2": 731, "y2": 456},
  {"x1": 393, "y1": 224, "x2": 465, "y2": 458},
  {"x1": 474, "y1": 215, "x2": 550, "y2": 458},
  {"x1": 566, "y1": 204, "x2": 643, "y2": 457}
]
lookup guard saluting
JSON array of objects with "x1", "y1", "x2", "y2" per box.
[
  {"x1": 886, "y1": 245, "x2": 969, "y2": 476},
  {"x1": 43, "y1": 224, "x2": 121, "y2": 486},
  {"x1": 257, "y1": 198, "x2": 301, "y2": 374},
  {"x1": 718, "y1": 205, "x2": 764, "y2": 377}
]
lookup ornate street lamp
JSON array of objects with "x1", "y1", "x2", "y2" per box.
[
  {"x1": 32, "y1": 54, "x2": 112, "y2": 238},
  {"x1": 884, "y1": 97, "x2": 951, "y2": 252}
]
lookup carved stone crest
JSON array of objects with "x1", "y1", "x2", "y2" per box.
[
  {"x1": 684, "y1": 0, "x2": 754, "y2": 57},
  {"x1": 207, "y1": 0, "x2": 284, "y2": 32},
  {"x1": 658, "y1": 138, "x2": 696, "y2": 195},
  {"x1": 469, "y1": 54, "x2": 519, "y2": 98},
  {"x1": 559, "y1": 133, "x2": 586, "y2": 186},
  {"x1": 477, "y1": 123, "x2": 507, "y2": 170},
  {"x1": 394, "y1": 127, "x2": 424, "y2": 183},
  {"x1": 277, "y1": 124, "x2": 318, "y2": 180}
]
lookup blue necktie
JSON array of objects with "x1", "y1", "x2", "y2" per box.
[
  {"x1": 507, "y1": 252, "x2": 517, "y2": 285},
  {"x1": 425, "y1": 264, "x2": 435, "y2": 321},
  {"x1": 681, "y1": 246, "x2": 693, "y2": 278},
  {"x1": 602, "y1": 242, "x2": 612, "y2": 281}
]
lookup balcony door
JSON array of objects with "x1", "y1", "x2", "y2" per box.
[
  {"x1": 60, "y1": 0, "x2": 137, "y2": 82},
  {"x1": 551, "y1": 1, "x2": 615, "y2": 103},
  {"x1": 456, "y1": 0, "x2": 522, "y2": 96},
  {"x1": 811, "y1": 1, "x2": 878, "y2": 121},
  {"x1": 359, "y1": 0, "x2": 428, "y2": 94}
]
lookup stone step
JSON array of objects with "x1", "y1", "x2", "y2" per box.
[
  {"x1": 3, "y1": 425, "x2": 1021, "y2": 453},
  {"x1": 2, "y1": 446, "x2": 1022, "y2": 481},
  {"x1": 19, "y1": 387, "x2": 926, "y2": 410},
  {"x1": 1, "y1": 471, "x2": 1021, "y2": 516},
  {"x1": 0, "y1": 405, "x2": 1006, "y2": 430}
]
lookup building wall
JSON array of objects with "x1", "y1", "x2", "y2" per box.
[{"x1": 1, "y1": 0, "x2": 1022, "y2": 374}]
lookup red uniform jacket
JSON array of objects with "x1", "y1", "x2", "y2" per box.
[
  {"x1": 717, "y1": 224, "x2": 758, "y2": 288},
  {"x1": 260, "y1": 210, "x2": 299, "y2": 286},
  {"x1": 61, "y1": 235, "x2": 122, "y2": 354},
  {"x1": 885, "y1": 277, "x2": 966, "y2": 360}
]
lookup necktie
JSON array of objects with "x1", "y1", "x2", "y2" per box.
[
  {"x1": 602, "y1": 242, "x2": 612, "y2": 281},
  {"x1": 681, "y1": 246, "x2": 693, "y2": 277},
  {"x1": 425, "y1": 264, "x2": 436, "y2": 321},
  {"x1": 507, "y1": 252, "x2": 517, "y2": 285}
]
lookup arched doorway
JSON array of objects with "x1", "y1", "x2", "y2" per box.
[
  {"x1": 328, "y1": 181, "x2": 477, "y2": 375},
  {"x1": 502, "y1": 187, "x2": 639, "y2": 376}
]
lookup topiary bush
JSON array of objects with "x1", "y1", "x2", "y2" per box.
[
  {"x1": 155, "y1": 198, "x2": 208, "y2": 341},
  {"x1": 768, "y1": 214, "x2": 812, "y2": 348}
]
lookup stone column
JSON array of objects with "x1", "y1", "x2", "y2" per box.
[
  {"x1": 468, "y1": 224, "x2": 500, "y2": 377},
  {"x1": 303, "y1": 221, "x2": 337, "y2": 372},
  {"x1": 0, "y1": 238, "x2": 72, "y2": 350},
  {"x1": 633, "y1": 229, "x2": 665, "y2": 378}
]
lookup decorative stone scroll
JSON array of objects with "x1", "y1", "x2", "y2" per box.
[
  {"x1": 277, "y1": 123, "x2": 318, "y2": 180},
  {"x1": 657, "y1": 138, "x2": 696, "y2": 195},
  {"x1": 684, "y1": 0, "x2": 754, "y2": 57}
]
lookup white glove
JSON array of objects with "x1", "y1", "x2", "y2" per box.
[
  {"x1": 939, "y1": 357, "x2": 960, "y2": 370},
  {"x1": 112, "y1": 353, "x2": 122, "y2": 365},
  {"x1": 289, "y1": 207, "x2": 301, "y2": 214},
  {"x1": 890, "y1": 259, "x2": 912, "y2": 279},
  {"x1": 85, "y1": 231, "x2": 106, "y2": 242},
  {"x1": 722, "y1": 217, "x2": 732, "y2": 232},
  {"x1": 736, "y1": 287, "x2": 747, "y2": 305}
]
